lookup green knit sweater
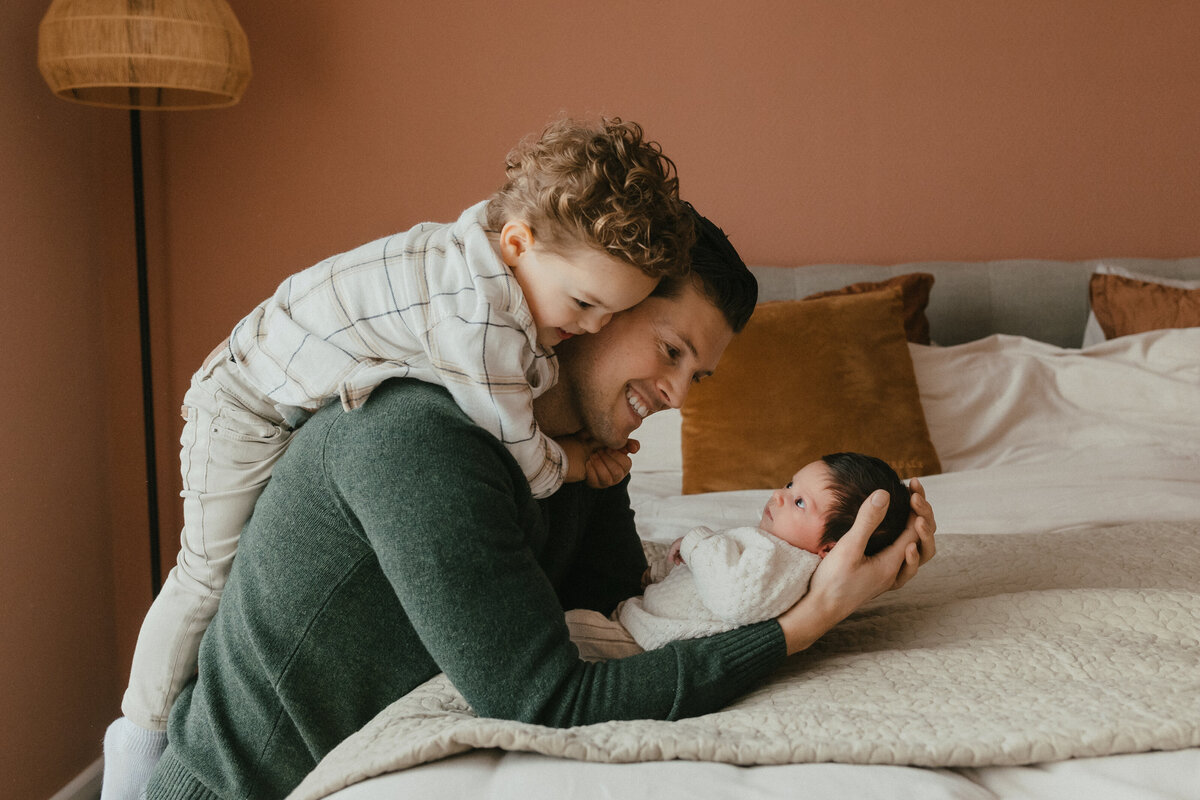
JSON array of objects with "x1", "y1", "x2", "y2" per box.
[{"x1": 147, "y1": 379, "x2": 785, "y2": 800}]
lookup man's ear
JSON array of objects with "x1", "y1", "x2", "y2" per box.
[{"x1": 498, "y1": 220, "x2": 534, "y2": 267}]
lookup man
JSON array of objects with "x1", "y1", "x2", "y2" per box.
[{"x1": 146, "y1": 214, "x2": 936, "y2": 799}]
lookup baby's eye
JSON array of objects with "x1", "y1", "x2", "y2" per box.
[
  {"x1": 785, "y1": 481, "x2": 793, "y2": 489},
  {"x1": 794, "y1": 496, "x2": 807, "y2": 509},
  {"x1": 576, "y1": 299, "x2": 592, "y2": 309}
]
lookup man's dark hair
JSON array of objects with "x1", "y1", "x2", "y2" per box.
[
  {"x1": 651, "y1": 204, "x2": 757, "y2": 333},
  {"x1": 819, "y1": 452, "x2": 911, "y2": 556}
]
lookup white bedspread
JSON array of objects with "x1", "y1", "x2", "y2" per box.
[{"x1": 290, "y1": 521, "x2": 1200, "y2": 800}]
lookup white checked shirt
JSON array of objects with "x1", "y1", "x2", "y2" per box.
[{"x1": 228, "y1": 201, "x2": 566, "y2": 498}]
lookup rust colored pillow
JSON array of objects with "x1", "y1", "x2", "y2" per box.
[
  {"x1": 680, "y1": 287, "x2": 941, "y2": 494},
  {"x1": 1090, "y1": 272, "x2": 1200, "y2": 339},
  {"x1": 804, "y1": 272, "x2": 935, "y2": 344}
]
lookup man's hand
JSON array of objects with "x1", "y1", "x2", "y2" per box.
[
  {"x1": 893, "y1": 477, "x2": 936, "y2": 590},
  {"x1": 776, "y1": 479, "x2": 937, "y2": 656}
]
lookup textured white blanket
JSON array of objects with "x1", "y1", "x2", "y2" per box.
[{"x1": 288, "y1": 523, "x2": 1200, "y2": 800}]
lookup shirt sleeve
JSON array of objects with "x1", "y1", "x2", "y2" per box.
[
  {"x1": 421, "y1": 311, "x2": 566, "y2": 499},
  {"x1": 323, "y1": 385, "x2": 786, "y2": 727}
]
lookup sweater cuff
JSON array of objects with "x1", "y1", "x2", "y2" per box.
[
  {"x1": 145, "y1": 749, "x2": 223, "y2": 800},
  {"x1": 672, "y1": 620, "x2": 787, "y2": 720},
  {"x1": 710, "y1": 619, "x2": 787, "y2": 676}
]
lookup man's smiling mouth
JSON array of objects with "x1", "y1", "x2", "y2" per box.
[{"x1": 626, "y1": 387, "x2": 649, "y2": 419}]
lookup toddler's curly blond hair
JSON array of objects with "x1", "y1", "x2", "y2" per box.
[{"x1": 487, "y1": 117, "x2": 695, "y2": 279}]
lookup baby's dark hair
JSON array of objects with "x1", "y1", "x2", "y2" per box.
[{"x1": 819, "y1": 452, "x2": 911, "y2": 556}]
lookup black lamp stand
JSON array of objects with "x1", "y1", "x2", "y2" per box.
[{"x1": 130, "y1": 108, "x2": 163, "y2": 597}]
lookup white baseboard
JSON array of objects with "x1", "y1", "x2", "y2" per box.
[{"x1": 49, "y1": 757, "x2": 102, "y2": 800}]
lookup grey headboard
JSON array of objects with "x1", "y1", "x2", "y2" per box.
[{"x1": 750, "y1": 257, "x2": 1200, "y2": 347}]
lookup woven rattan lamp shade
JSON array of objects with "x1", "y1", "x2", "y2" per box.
[{"x1": 38, "y1": 0, "x2": 251, "y2": 110}]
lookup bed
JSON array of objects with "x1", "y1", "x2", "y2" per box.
[{"x1": 294, "y1": 257, "x2": 1200, "y2": 800}]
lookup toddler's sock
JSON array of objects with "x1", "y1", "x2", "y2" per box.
[{"x1": 100, "y1": 717, "x2": 168, "y2": 800}]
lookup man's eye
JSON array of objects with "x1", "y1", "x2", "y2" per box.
[{"x1": 665, "y1": 346, "x2": 680, "y2": 360}]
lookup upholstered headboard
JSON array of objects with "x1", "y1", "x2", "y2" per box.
[{"x1": 751, "y1": 256, "x2": 1200, "y2": 347}]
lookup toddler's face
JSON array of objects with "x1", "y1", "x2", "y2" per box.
[
  {"x1": 510, "y1": 239, "x2": 658, "y2": 351},
  {"x1": 759, "y1": 461, "x2": 835, "y2": 557}
]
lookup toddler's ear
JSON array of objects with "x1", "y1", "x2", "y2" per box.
[{"x1": 498, "y1": 220, "x2": 534, "y2": 265}]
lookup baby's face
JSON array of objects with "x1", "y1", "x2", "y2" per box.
[{"x1": 759, "y1": 461, "x2": 835, "y2": 557}]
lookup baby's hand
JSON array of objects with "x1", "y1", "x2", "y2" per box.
[{"x1": 667, "y1": 537, "x2": 685, "y2": 565}]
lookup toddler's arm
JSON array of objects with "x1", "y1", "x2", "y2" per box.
[
  {"x1": 555, "y1": 435, "x2": 590, "y2": 483},
  {"x1": 424, "y1": 314, "x2": 567, "y2": 499}
]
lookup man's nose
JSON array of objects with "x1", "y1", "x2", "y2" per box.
[{"x1": 656, "y1": 370, "x2": 688, "y2": 408}]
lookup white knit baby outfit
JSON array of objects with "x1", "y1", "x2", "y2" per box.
[{"x1": 617, "y1": 525, "x2": 821, "y2": 650}]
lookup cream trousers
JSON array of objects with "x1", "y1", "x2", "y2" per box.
[{"x1": 122, "y1": 346, "x2": 297, "y2": 729}]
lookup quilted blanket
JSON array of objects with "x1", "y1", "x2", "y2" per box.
[{"x1": 288, "y1": 522, "x2": 1200, "y2": 800}]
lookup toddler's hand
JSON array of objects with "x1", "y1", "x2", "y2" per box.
[{"x1": 584, "y1": 447, "x2": 633, "y2": 488}]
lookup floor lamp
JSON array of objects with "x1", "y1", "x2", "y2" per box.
[{"x1": 37, "y1": 0, "x2": 252, "y2": 597}]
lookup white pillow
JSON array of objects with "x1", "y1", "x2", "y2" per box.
[
  {"x1": 910, "y1": 329, "x2": 1200, "y2": 472},
  {"x1": 629, "y1": 407, "x2": 682, "y2": 473},
  {"x1": 627, "y1": 408, "x2": 684, "y2": 503},
  {"x1": 1081, "y1": 264, "x2": 1200, "y2": 347}
]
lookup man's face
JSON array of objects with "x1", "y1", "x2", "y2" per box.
[{"x1": 556, "y1": 282, "x2": 735, "y2": 448}]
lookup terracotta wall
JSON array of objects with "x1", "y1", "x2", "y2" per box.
[
  {"x1": 5, "y1": 1, "x2": 1200, "y2": 796},
  {"x1": 2, "y1": 2, "x2": 142, "y2": 796},
  {"x1": 153, "y1": 0, "x2": 1200, "y2": 560}
]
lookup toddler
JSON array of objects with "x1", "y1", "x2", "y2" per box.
[
  {"x1": 102, "y1": 117, "x2": 695, "y2": 799},
  {"x1": 571, "y1": 453, "x2": 910, "y2": 655}
]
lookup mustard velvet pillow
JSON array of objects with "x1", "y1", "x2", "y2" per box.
[
  {"x1": 1090, "y1": 271, "x2": 1200, "y2": 339},
  {"x1": 680, "y1": 287, "x2": 941, "y2": 494},
  {"x1": 803, "y1": 272, "x2": 935, "y2": 344}
]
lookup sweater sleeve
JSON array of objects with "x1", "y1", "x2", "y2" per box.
[{"x1": 322, "y1": 382, "x2": 786, "y2": 727}]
